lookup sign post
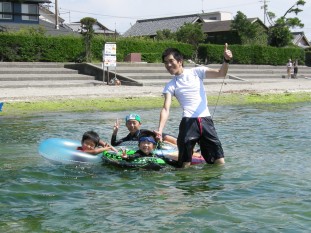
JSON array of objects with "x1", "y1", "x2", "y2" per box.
[{"x1": 103, "y1": 42, "x2": 117, "y2": 84}]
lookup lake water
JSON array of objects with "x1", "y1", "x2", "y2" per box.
[{"x1": 1, "y1": 103, "x2": 310, "y2": 232}]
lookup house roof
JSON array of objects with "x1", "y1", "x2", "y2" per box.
[
  {"x1": 66, "y1": 21, "x2": 116, "y2": 35},
  {"x1": 39, "y1": 5, "x2": 65, "y2": 24},
  {"x1": 123, "y1": 13, "x2": 267, "y2": 37},
  {"x1": 202, "y1": 17, "x2": 267, "y2": 33},
  {"x1": 0, "y1": 20, "x2": 79, "y2": 36},
  {"x1": 292, "y1": 31, "x2": 311, "y2": 48},
  {"x1": 123, "y1": 14, "x2": 201, "y2": 37}
]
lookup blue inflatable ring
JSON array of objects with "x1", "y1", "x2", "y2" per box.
[{"x1": 38, "y1": 138, "x2": 102, "y2": 165}]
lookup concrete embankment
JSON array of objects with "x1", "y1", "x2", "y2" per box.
[{"x1": 1, "y1": 62, "x2": 311, "y2": 102}]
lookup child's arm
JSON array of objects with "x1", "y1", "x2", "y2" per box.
[
  {"x1": 83, "y1": 140, "x2": 118, "y2": 155},
  {"x1": 111, "y1": 118, "x2": 120, "y2": 145},
  {"x1": 99, "y1": 140, "x2": 118, "y2": 152}
]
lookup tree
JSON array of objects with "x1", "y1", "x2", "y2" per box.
[
  {"x1": 80, "y1": 17, "x2": 97, "y2": 62},
  {"x1": 267, "y1": 0, "x2": 306, "y2": 47},
  {"x1": 13, "y1": 26, "x2": 46, "y2": 36},
  {"x1": 175, "y1": 23, "x2": 205, "y2": 49},
  {"x1": 231, "y1": 11, "x2": 267, "y2": 45},
  {"x1": 155, "y1": 29, "x2": 175, "y2": 41}
]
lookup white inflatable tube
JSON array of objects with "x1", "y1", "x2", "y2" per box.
[{"x1": 38, "y1": 138, "x2": 102, "y2": 165}]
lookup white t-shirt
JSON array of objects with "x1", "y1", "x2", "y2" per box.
[{"x1": 163, "y1": 66, "x2": 211, "y2": 118}]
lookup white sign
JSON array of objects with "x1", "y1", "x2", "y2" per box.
[
  {"x1": 104, "y1": 55, "x2": 116, "y2": 67},
  {"x1": 103, "y1": 43, "x2": 116, "y2": 67}
]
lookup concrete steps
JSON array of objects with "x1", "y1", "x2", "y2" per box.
[
  {"x1": 1, "y1": 62, "x2": 311, "y2": 89},
  {"x1": 0, "y1": 62, "x2": 100, "y2": 88},
  {"x1": 0, "y1": 80, "x2": 104, "y2": 88},
  {"x1": 111, "y1": 63, "x2": 311, "y2": 86}
]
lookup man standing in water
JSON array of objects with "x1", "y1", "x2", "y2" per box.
[{"x1": 156, "y1": 44, "x2": 233, "y2": 168}]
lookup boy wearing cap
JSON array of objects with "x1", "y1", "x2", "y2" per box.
[
  {"x1": 121, "y1": 134, "x2": 157, "y2": 161},
  {"x1": 111, "y1": 113, "x2": 177, "y2": 146},
  {"x1": 111, "y1": 113, "x2": 146, "y2": 146}
]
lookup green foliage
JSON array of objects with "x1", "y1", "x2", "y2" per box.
[
  {"x1": 0, "y1": 32, "x2": 306, "y2": 65},
  {"x1": 198, "y1": 44, "x2": 305, "y2": 65},
  {"x1": 141, "y1": 53, "x2": 162, "y2": 63},
  {"x1": 0, "y1": 34, "x2": 84, "y2": 62},
  {"x1": 175, "y1": 23, "x2": 205, "y2": 48},
  {"x1": 268, "y1": 19, "x2": 293, "y2": 47},
  {"x1": 11, "y1": 25, "x2": 47, "y2": 36},
  {"x1": 80, "y1": 17, "x2": 97, "y2": 62},
  {"x1": 267, "y1": 0, "x2": 306, "y2": 47},
  {"x1": 156, "y1": 29, "x2": 176, "y2": 41},
  {"x1": 0, "y1": 33, "x2": 192, "y2": 62},
  {"x1": 305, "y1": 48, "x2": 311, "y2": 66},
  {"x1": 112, "y1": 37, "x2": 194, "y2": 62},
  {"x1": 231, "y1": 11, "x2": 268, "y2": 45},
  {"x1": 3, "y1": 92, "x2": 311, "y2": 116}
]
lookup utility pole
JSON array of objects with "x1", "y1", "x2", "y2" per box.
[
  {"x1": 201, "y1": 0, "x2": 204, "y2": 13},
  {"x1": 260, "y1": 0, "x2": 269, "y2": 25},
  {"x1": 55, "y1": 0, "x2": 59, "y2": 29}
]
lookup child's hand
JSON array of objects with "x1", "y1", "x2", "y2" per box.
[
  {"x1": 120, "y1": 148, "x2": 128, "y2": 159},
  {"x1": 154, "y1": 130, "x2": 163, "y2": 142},
  {"x1": 113, "y1": 118, "x2": 120, "y2": 134}
]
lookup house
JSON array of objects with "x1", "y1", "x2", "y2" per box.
[
  {"x1": 0, "y1": 0, "x2": 50, "y2": 24},
  {"x1": 123, "y1": 14, "x2": 200, "y2": 38},
  {"x1": 0, "y1": 0, "x2": 76, "y2": 36},
  {"x1": 123, "y1": 12, "x2": 268, "y2": 45},
  {"x1": 123, "y1": 12, "x2": 233, "y2": 38},
  {"x1": 202, "y1": 17, "x2": 268, "y2": 44},
  {"x1": 291, "y1": 32, "x2": 311, "y2": 48},
  {"x1": 66, "y1": 21, "x2": 116, "y2": 36}
]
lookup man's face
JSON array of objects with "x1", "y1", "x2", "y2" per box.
[{"x1": 163, "y1": 54, "x2": 183, "y2": 75}]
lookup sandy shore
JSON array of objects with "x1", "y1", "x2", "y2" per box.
[{"x1": 1, "y1": 77, "x2": 311, "y2": 102}]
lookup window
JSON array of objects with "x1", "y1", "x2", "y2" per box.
[
  {"x1": 22, "y1": 4, "x2": 38, "y2": 21},
  {"x1": 0, "y1": 2, "x2": 12, "y2": 19}
]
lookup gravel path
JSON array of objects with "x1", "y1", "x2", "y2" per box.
[{"x1": 1, "y1": 77, "x2": 311, "y2": 102}]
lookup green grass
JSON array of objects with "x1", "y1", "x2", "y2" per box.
[{"x1": 1, "y1": 92, "x2": 310, "y2": 117}]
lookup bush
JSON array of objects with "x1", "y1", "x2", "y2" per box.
[
  {"x1": 0, "y1": 33, "x2": 193, "y2": 63},
  {"x1": 0, "y1": 33, "x2": 306, "y2": 65},
  {"x1": 0, "y1": 34, "x2": 84, "y2": 62},
  {"x1": 198, "y1": 44, "x2": 305, "y2": 65}
]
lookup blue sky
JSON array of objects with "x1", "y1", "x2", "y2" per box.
[{"x1": 51, "y1": 0, "x2": 311, "y2": 40}]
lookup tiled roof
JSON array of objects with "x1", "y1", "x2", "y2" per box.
[
  {"x1": 123, "y1": 14, "x2": 267, "y2": 37},
  {"x1": 0, "y1": 20, "x2": 79, "y2": 36},
  {"x1": 123, "y1": 14, "x2": 200, "y2": 37},
  {"x1": 291, "y1": 32, "x2": 311, "y2": 47},
  {"x1": 66, "y1": 21, "x2": 116, "y2": 35}
]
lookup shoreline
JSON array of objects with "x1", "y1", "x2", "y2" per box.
[
  {"x1": 1, "y1": 77, "x2": 311, "y2": 102},
  {"x1": 1, "y1": 78, "x2": 311, "y2": 116}
]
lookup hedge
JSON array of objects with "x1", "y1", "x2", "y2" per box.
[
  {"x1": 0, "y1": 34, "x2": 194, "y2": 62},
  {"x1": 198, "y1": 44, "x2": 306, "y2": 65},
  {"x1": 0, "y1": 33, "x2": 309, "y2": 66}
]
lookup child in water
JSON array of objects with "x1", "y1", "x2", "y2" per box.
[
  {"x1": 111, "y1": 113, "x2": 177, "y2": 146},
  {"x1": 78, "y1": 131, "x2": 116, "y2": 155},
  {"x1": 121, "y1": 132, "x2": 157, "y2": 161}
]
